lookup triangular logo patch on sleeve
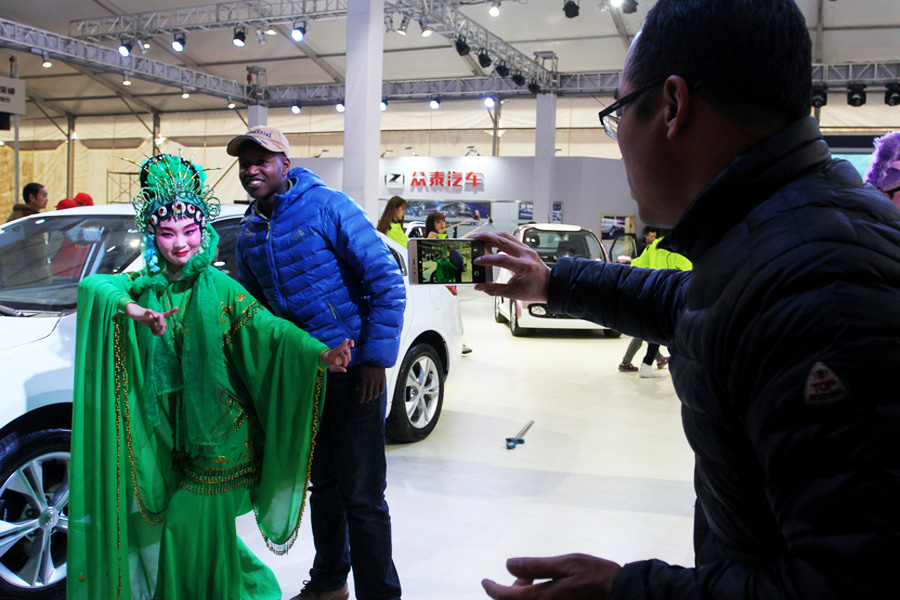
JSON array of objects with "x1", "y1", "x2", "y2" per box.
[{"x1": 804, "y1": 361, "x2": 848, "y2": 405}]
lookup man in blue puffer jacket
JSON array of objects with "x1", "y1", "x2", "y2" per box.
[
  {"x1": 475, "y1": 1, "x2": 900, "y2": 599},
  {"x1": 228, "y1": 126, "x2": 405, "y2": 600}
]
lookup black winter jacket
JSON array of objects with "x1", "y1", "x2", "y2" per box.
[{"x1": 549, "y1": 117, "x2": 900, "y2": 599}]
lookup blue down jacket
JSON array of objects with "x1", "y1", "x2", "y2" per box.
[
  {"x1": 550, "y1": 117, "x2": 900, "y2": 599},
  {"x1": 236, "y1": 167, "x2": 405, "y2": 368}
]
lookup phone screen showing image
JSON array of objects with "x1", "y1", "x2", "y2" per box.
[{"x1": 408, "y1": 238, "x2": 490, "y2": 285}]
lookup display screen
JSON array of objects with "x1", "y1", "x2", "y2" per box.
[{"x1": 407, "y1": 238, "x2": 490, "y2": 285}]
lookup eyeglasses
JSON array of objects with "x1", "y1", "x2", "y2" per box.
[{"x1": 598, "y1": 78, "x2": 667, "y2": 141}]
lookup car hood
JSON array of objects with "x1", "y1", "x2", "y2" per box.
[{"x1": 0, "y1": 315, "x2": 60, "y2": 352}]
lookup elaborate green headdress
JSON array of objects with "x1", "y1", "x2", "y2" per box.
[{"x1": 130, "y1": 153, "x2": 221, "y2": 233}]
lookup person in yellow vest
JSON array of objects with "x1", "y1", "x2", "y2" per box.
[
  {"x1": 425, "y1": 212, "x2": 448, "y2": 238},
  {"x1": 376, "y1": 195, "x2": 409, "y2": 246}
]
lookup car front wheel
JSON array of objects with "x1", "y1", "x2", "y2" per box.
[
  {"x1": 509, "y1": 301, "x2": 530, "y2": 337},
  {"x1": 0, "y1": 429, "x2": 70, "y2": 600},
  {"x1": 385, "y1": 344, "x2": 444, "y2": 443},
  {"x1": 494, "y1": 296, "x2": 507, "y2": 323}
]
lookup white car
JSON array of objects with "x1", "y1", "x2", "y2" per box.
[
  {"x1": 0, "y1": 204, "x2": 461, "y2": 599},
  {"x1": 493, "y1": 223, "x2": 620, "y2": 338}
]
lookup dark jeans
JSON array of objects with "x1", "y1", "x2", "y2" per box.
[{"x1": 308, "y1": 366, "x2": 401, "y2": 600}]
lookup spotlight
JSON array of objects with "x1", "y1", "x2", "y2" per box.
[
  {"x1": 483, "y1": 96, "x2": 496, "y2": 109},
  {"x1": 336, "y1": 101, "x2": 346, "y2": 113},
  {"x1": 41, "y1": 52, "x2": 52, "y2": 68},
  {"x1": 233, "y1": 27, "x2": 246, "y2": 47},
  {"x1": 478, "y1": 50, "x2": 492, "y2": 68},
  {"x1": 264, "y1": 26, "x2": 278, "y2": 36},
  {"x1": 256, "y1": 28, "x2": 267, "y2": 45},
  {"x1": 528, "y1": 81, "x2": 542, "y2": 95},
  {"x1": 885, "y1": 83, "x2": 900, "y2": 107},
  {"x1": 397, "y1": 13, "x2": 411, "y2": 35},
  {"x1": 455, "y1": 35, "x2": 470, "y2": 56},
  {"x1": 847, "y1": 84, "x2": 866, "y2": 107},
  {"x1": 380, "y1": 98, "x2": 389, "y2": 111},
  {"x1": 118, "y1": 38, "x2": 132, "y2": 57},
  {"x1": 384, "y1": 15, "x2": 394, "y2": 33},
  {"x1": 181, "y1": 88, "x2": 191, "y2": 99},
  {"x1": 291, "y1": 21, "x2": 307, "y2": 42},
  {"x1": 495, "y1": 62, "x2": 510, "y2": 78},
  {"x1": 172, "y1": 32, "x2": 185, "y2": 52},
  {"x1": 227, "y1": 98, "x2": 236, "y2": 109},
  {"x1": 291, "y1": 102, "x2": 302, "y2": 114},
  {"x1": 622, "y1": 0, "x2": 638, "y2": 14},
  {"x1": 140, "y1": 38, "x2": 151, "y2": 51},
  {"x1": 563, "y1": 0, "x2": 580, "y2": 18},
  {"x1": 429, "y1": 97, "x2": 441, "y2": 110},
  {"x1": 811, "y1": 84, "x2": 828, "y2": 108},
  {"x1": 122, "y1": 72, "x2": 132, "y2": 86},
  {"x1": 511, "y1": 71, "x2": 526, "y2": 86},
  {"x1": 489, "y1": 0, "x2": 501, "y2": 17},
  {"x1": 419, "y1": 18, "x2": 433, "y2": 37},
  {"x1": 610, "y1": 0, "x2": 624, "y2": 6}
]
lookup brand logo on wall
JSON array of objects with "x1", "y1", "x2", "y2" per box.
[
  {"x1": 385, "y1": 170, "x2": 405, "y2": 187},
  {"x1": 410, "y1": 171, "x2": 485, "y2": 190}
]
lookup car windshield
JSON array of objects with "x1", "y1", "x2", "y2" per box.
[
  {"x1": 0, "y1": 215, "x2": 143, "y2": 311},
  {"x1": 522, "y1": 229, "x2": 604, "y2": 264}
]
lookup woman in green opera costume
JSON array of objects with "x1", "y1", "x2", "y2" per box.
[{"x1": 67, "y1": 154, "x2": 353, "y2": 600}]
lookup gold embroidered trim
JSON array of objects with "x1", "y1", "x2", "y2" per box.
[
  {"x1": 221, "y1": 300, "x2": 262, "y2": 346},
  {"x1": 112, "y1": 317, "x2": 126, "y2": 600}
]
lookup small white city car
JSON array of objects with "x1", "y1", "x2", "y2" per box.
[
  {"x1": 493, "y1": 223, "x2": 620, "y2": 338},
  {"x1": 0, "y1": 203, "x2": 461, "y2": 599}
]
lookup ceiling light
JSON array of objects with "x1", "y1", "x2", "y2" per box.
[
  {"x1": 811, "y1": 84, "x2": 828, "y2": 108},
  {"x1": 397, "y1": 13, "x2": 411, "y2": 35},
  {"x1": 610, "y1": 0, "x2": 624, "y2": 6},
  {"x1": 494, "y1": 62, "x2": 510, "y2": 78},
  {"x1": 622, "y1": 0, "x2": 639, "y2": 14},
  {"x1": 380, "y1": 98, "x2": 389, "y2": 111},
  {"x1": 140, "y1": 38, "x2": 151, "y2": 50},
  {"x1": 489, "y1": 0, "x2": 501, "y2": 17},
  {"x1": 511, "y1": 71, "x2": 526, "y2": 86},
  {"x1": 384, "y1": 15, "x2": 395, "y2": 33},
  {"x1": 483, "y1": 96, "x2": 496, "y2": 109},
  {"x1": 478, "y1": 50, "x2": 492, "y2": 68},
  {"x1": 264, "y1": 26, "x2": 278, "y2": 36},
  {"x1": 256, "y1": 28, "x2": 266, "y2": 44},
  {"x1": 70, "y1": 131, "x2": 78, "y2": 141},
  {"x1": 172, "y1": 32, "x2": 185, "y2": 52},
  {"x1": 885, "y1": 83, "x2": 900, "y2": 107},
  {"x1": 563, "y1": 0, "x2": 580, "y2": 18},
  {"x1": 847, "y1": 84, "x2": 866, "y2": 107},
  {"x1": 455, "y1": 36, "x2": 470, "y2": 56},
  {"x1": 122, "y1": 72, "x2": 132, "y2": 86},
  {"x1": 291, "y1": 102, "x2": 302, "y2": 114},
  {"x1": 429, "y1": 97, "x2": 441, "y2": 110},
  {"x1": 291, "y1": 21, "x2": 307, "y2": 42},
  {"x1": 233, "y1": 27, "x2": 246, "y2": 47},
  {"x1": 227, "y1": 98, "x2": 236, "y2": 109},
  {"x1": 528, "y1": 81, "x2": 542, "y2": 95},
  {"x1": 419, "y1": 18, "x2": 433, "y2": 37},
  {"x1": 118, "y1": 38, "x2": 132, "y2": 57},
  {"x1": 41, "y1": 52, "x2": 52, "y2": 68},
  {"x1": 336, "y1": 101, "x2": 346, "y2": 113},
  {"x1": 182, "y1": 91, "x2": 190, "y2": 99}
]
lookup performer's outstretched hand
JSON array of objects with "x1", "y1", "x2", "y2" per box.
[
  {"x1": 124, "y1": 302, "x2": 179, "y2": 337},
  {"x1": 323, "y1": 338, "x2": 354, "y2": 373}
]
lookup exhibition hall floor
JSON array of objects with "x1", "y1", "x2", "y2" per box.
[{"x1": 237, "y1": 287, "x2": 696, "y2": 600}]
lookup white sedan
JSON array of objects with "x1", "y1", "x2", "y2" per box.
[{"x1": 0, "y1": 203, "x2": 461, "y2": 599}]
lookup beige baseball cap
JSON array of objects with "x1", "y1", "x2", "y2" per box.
[{"x1": 226, "y1": 125, "x2": 291, "y2": 157}]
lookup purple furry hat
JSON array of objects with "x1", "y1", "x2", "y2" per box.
[{"x1": 865, "y1": 131, "x2": 900, "y2": 191}]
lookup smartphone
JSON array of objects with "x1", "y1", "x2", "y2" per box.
[{"x1": 407, "y1": 238, "x2": 492, "y2": 285}]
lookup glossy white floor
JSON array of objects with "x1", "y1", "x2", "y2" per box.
[{"x1": 237, "y1": 287, "x2": 696, "y2": 600}]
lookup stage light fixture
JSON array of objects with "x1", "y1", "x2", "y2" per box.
[
  {"x1": 140, "y1": 38, "x2": 151, "y2": 51},
  {"x1": 429, "y1": 97, "x2": 441, "y2": 110},
  {"x1": 256, "y1": 28, "x2": 267, "y2": 44},
  {"x1": 489, "y1": 0, "x2": 501, "y2": 17},
  {"x1": 122, "y1": 72, "x2": 132, "y2": 86},
  {"x1": 610, "y1": 0, "x2": 624, "y2": 6},
  {"x1": 511, "y1": 71, "x2": 526, "y2": 86},
  {"x1": 419, "y1": 18, "x2": 433, "y2": 37},
  {"x1": 885, "y1": 83, "x2": 900, "y2": 107},
  {"x1": 811, "y1": 84, "x2": 828, "y2": 108},
  {"x1": 172, "y1": 33, "x2": 185, "y2": 52},
  {"x1": 528, "y1": 81, "x2": 542, "y2": 95},
  {"x1": 564, "y1": 0, "x2": 580, "y2": 18},
  {"x1": 264, "y1": 26, "x2": 278, "y2": 36},
  {"x1": 397, "y1": 13, "x2": 411, "y2": 35},
  {"x1": 233, "y1": 27, "x2": 247, "y2": 47},
  {"x1": 847, "y1": 84, "x2": 866, "y2": 107},
  {"x1": 227, "y1": 98, "x2": 236, "y2": 109},
  {"x1": 291, "y1": 21, "x2": 307, "y2": 42},
  {"x1": 494, "y1": 62, "x2": 510, "y2": 78},
  {"x1": 483, "y1": 96, "x2": 496, "y2": 109},
  {"x1": 336, "y1": 101, "x2": 346, "y2": 113},
  {"x1": 622, "y1": 0, "x2": 638, "y2": 14},
  {"x1": 118, "y1": 38, "x2": 132, "y2": 57},
  {"x1": 456, "y1": 36, "x2": 470, "y2": 56},
  {"x1": 380, "y1": 98, "x2": 389, "y2": 111},
  {"x1": 181, "y1": 88, "x2": 191, "y2": 99},
  {"x1": 478, "y1": 50, "x2": 492, "y2": 68},
  {"x1": 41, "y1": 52, "x2": 52, "y2": 68},
  {"x1": 291, "y1": 102, "x2": 302, "y2": 114}
]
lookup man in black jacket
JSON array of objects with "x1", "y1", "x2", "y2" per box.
[{"x1": 475, "y1": 1, "x2": 900, "y2": 599}]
